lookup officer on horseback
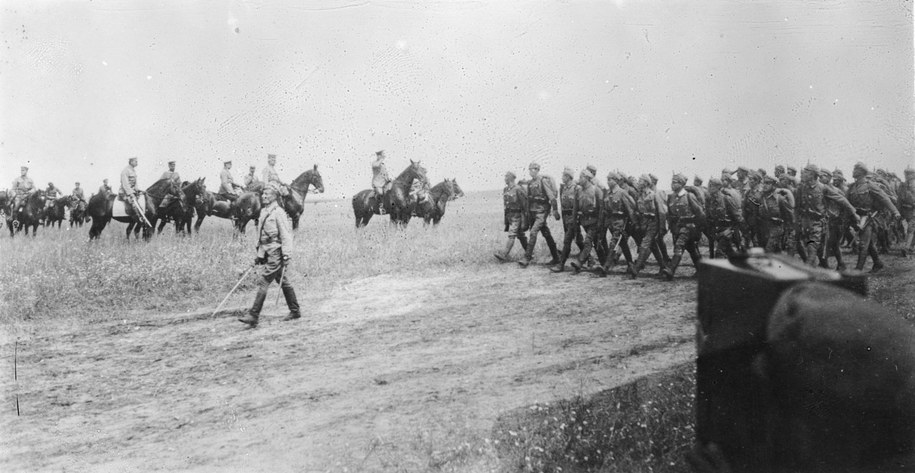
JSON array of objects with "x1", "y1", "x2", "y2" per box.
[
  {"x1": 45, "y1": 182, "x2": 62, "y2": 211},
  {"x1": 158, "y1": 161, "x2": 181, "y2": 210},
  {"x1": 71, "y1": 182, "x2": 85, "y2": 203},
  {"x1": 218, "y1": 160, "x2": 243, "y2": 202},
  {"x1": 262, "y1": 153, "x2": 289, "y2": 196},
  {"x1": 120, "y1": 157, "x2": 143, "y2": 218},
  {"x1": 11, "y1": 166, "x2": 34, "y2": 221},
  {"x1": 244, "y1": 165, "x2": 262, "y2": 189},
  {"x1": 372, "y1": 150, "x2": 391, "y2": 214},
  {"x1": 98, "y1": 178, "x2": 112, "y2": 197}
]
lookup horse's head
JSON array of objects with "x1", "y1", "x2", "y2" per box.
[
  {"x1": 292, "y1": 165, "x2": 324, "y2": 195},
  {"x1": 408, "y1": 160, "x2": 429, "y2": 187},
  {"x1": 451, "y1": 178, "x2": 465, "y2": 200}
]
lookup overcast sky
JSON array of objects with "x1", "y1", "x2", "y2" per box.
[{"x1": 1, "y1": 0, "x2": 912, "y2": 197}]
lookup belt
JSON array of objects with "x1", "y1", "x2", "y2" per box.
[
  {"x1": 769, "y1": 217, "x2": 784, "y2": 224},
  {"x1": 609, "y1": 211, "x2": 626, "y2": 217},
  {"x1": 641, "y1": 213, "x2": 656, "y2": 217}
]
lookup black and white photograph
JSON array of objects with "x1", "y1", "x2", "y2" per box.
[{"x1": 1, "y1": 0, "x2": 913, "y2": 471}]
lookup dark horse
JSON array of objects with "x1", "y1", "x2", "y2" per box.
[
  {"x1": 7, "y1": 191, "x2": 45, "y2": 237},
  {"x1": 156, "y1": 178, "x2": 205, "y2": 235},
  {"x1": 0, "y1": 190, "x2": 11, "y2": 233},
  {"x1": 44, "y1": 197, "x2": 69, "y2": 228},
  {"x1": 352, "y1": 160, "x2": 428, "y2": 228},
  {"x1": 88, "y1": 179, "x2": 184, "y2": 241},
  {"x1": 69, "y1": 196, "x2": 89, "y2": 228},
  {"x1": 281, "y1": 165, "x2": 324, "y2": 230},
  {"x1": 415, "y1": 178, "x2": 465, "y2": 227}
]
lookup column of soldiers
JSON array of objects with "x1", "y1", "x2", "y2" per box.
[{"x1": 496, "y1": 161, "x2": 914, "y2": 277}]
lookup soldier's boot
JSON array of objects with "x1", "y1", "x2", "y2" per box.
[
  {"x1": 544, "y1": 234, "x2": 560, "y2": 266},
  {"x1": 239, "y1": 289, "x2": 267, "y2": 327},
  {"x1": 494, "y1": 238, "x2": 515, "y2": 263},
  {"x1": 551, "y1": 247, "x2": 570, "y2": 272},
  {"x1": 662, "y1": 254, "x2": 681, "y2": 281},
  {"x1": 281, "y1": 285, "x2": 301, "y2": 321},
  {"x1": 602, "y1": 250, "x2": 618, "y2": 273},
  {"x1": 629, "y1": 249, "x2": 650, "y2": 279},
  {"x1": 518, "y1": 234, "x2": 529, "y2": 253},
  {"x1": 569, "y1": 258, "x2": 583, "y2": 274},
  {"x1": 854, "y1": 248, "x2": 868, "y2": 272},
  {"x1": 869, "y1": 247, "x2": 884, "y2": 273}
]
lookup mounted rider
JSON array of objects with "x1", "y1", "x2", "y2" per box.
[
  {"x1": 158, "y1": 160, "x2": 181, "y2": 210},
  {"x1": 71, "y1": 182, "x2": 85, "y2": 203},
  {"x1": 244, "y1": 165, "x2": 262, "y2": 190},
  {"x1": 218, "y1": 160, "x2": 243, "y2": 202},
  {"x1": 372, "y1": 150, "x2": 391, "y2": 214},
  {"x1": 120, "y1": 157, "x2": 144, "y2": 219},
  {"x1": 45, "y1": 182, "x2": 62, "y2": 211},
  {"x1": 262, "y1": 153, "x2": 289, "y2": 196},
  {"x1": 98, "y1": 178, "x2": 112, "y2": 197},
  {"x1": 11, "y1": 166, "x2": 35, "y2": 220}
]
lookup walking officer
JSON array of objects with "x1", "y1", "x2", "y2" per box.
[
  {"x1": 238, "y1": 184, "x2": 301, "y2": 327},
  {"x1": 519, "y1": 162, "x2": 560, "y2": 267},
  {"x1": 662, "y1": 173, "x2": 706, "y2": 280},
  {"x1": 494, "y1": 171, "x2": 530, "y2": 262},
  {"x1": 551, "y1": 167, "x2": 584, "y2": 272},
  {"x1": 600, "y1": 171, "x2": 637, "y2": 273}
]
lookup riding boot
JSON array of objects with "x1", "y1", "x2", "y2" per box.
[
  {"x1": 869, "y1": 246, "x2": 884, "y2": 273},
  {"x1": 551, "y1": 246, "x2": 570, "y2": 272},
  {"x1": 281, "y1": 285, "x2": 301, "y2": 321},
  {"x1": 518, "y1": 233, "x2": 529, "y2": 253},
  {"x1": 544, "y1": 235, "x2": 560, "y2": 266},
  {"x1": 630, "y1": 248, "x2": 650, "y2": 279},
  {"x1": 495, "y1": 238, "x2": 516, "y2": 263},
  {"x1": 239, "y1": 287, "x2": 268, "y2": 327},
  {"x1": 663, "y1": 254, "x2": 682, "y2": 281},
  {"x1": 854, "y1": 244, "x2": 869, "y2": 271}
]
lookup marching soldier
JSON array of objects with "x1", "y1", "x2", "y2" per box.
[
  {"x1": 159, "y1": 161, "x2": 180, "y2": 209},
  {"x1": 567, "y1": 169, "x2": 603, "y2": 274},
  {"x1": 10, "y1": 165, "x2": 34, "y2": 219},
  {"x1": 734, "y1": 166, "x2": 750, "y2": 195},
  {"x1": 901, "y1": 167, "x2": 915, "y2": 256},
  {"x1": 742, "y1": 171, "x2": 764, "y2": 249},
  {"x1": 819, "y1": 168, "x2": 853, "y2": 270},
  {"x1": 120, "y1": 157, "x2": 142, "y2": 218},
  {"x1": 519, "y1": 162, "x2": 560, "y2": 268},
  {"x1": 776, "y1": 174, "x2": 799, "y2": 257},
  {"x1": 795, "y1": 164, "x2": 857, "y2": 268},
  {"x1": 494, "y1": 171, "x2": 529, "y2": 262},
  {"x1": 244, "y1": 165, "x2": 262, "y2": 189},
  {"x1": 628, "y1": 174, "x2": 667, "y2": 279},
  {"x1": 760, "y1": 175, "x2": 795, "y2": 255},
  {"x1": 650, "y1": 173, "x2": 672, "y2": 270},
  {"x1": 847, "y1": 162, "x2": 900, "y2": 272},
  {"x1": 238, "y1": 184, "x2": 301, "y2": 327},
  {"x1": 706, "y1": 177, "x2": 744, "y2": 258},
  {"x1": 551, "y1": 168, "x2": 584, "y2": 272},
  {"x1": 662, "y1": 173, "x2": 706, "y2": 280},
  {"x1": 586, "y1": 164, "x2": 609, "y2": 264},
  {"x1": 263, "y1": 153, "x2": 289, "y2": 196},
  {"x1": 600, "y1": 172, "x2": 637, "y2": 273},
  {"x1": 218, "y1": 160, "x2": 243, "y2": 202}
]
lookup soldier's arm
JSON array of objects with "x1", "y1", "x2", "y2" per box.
[
  {"x1": 688, "y1": 193, "x2": 706, "y2": 223},
  {"x1": 622, "y1": 193, "x2": 637, "y2": 220},
  {"x1": 571, "y1": 187, "x2": 581, "y2": 225},
  {"x1": 277, "y1": 213, "x2": 293, "y2": 254},
  {"x1": 517, "y1": 188, "x2": 529, "y2": 214},
  {"x1": 869, "y1": 183, "x2": 901, "y2": 218},
  {"x1": 824, "y1": 185, "x2": 857, "y2": 217},
  {"x1": 727, "y1": 194, "x2": 745, "y2": 224},
  {"x1": 120, "y1": 172, "x2": 132, "y2": 193}
]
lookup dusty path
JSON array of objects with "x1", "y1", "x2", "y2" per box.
[{"x1": 2, "y1": 256, "x2": 911, "y2": 472}]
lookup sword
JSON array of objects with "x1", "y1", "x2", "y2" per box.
[
  {"x1": 273, "y1": 262, "x2": 287, "y2": 307},
  {"x1": 132, "y1": 195, "x2": 152, "y2": 228},
  {"x1": 210, "y1": 264, "x2": 256, "y2": 319}
]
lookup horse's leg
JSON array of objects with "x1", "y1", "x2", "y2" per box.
[
  {"x1": 194, "y1": 215, "x2": 204, "y2": 233},
  {"x1": 126, "y1": 222, "x2": 135, "y2": 239},
  {"x1": 157, "y1": 219, "x2": 166, "y2": 234}
]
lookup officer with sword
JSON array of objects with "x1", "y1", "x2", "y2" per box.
[{"x1": 120, "y1": 157, "x2": 152, "y2": 228}]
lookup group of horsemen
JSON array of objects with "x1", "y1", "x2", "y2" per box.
[
  {"x1": 498, "y1": 161, "x2": 915, "y2": 278},
  {"x1": 7, "y1": 153, "x2": 300, "y2": 226}
]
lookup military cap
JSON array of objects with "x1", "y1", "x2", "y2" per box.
[
  {"x1": 267, "y1": 153, "x2": 277, "y2": 159},
  {"x1": 774, "y1": 164, "x2": 785, "y2": 174},
  {"x1": 249, "y1": 165, "x2": 256, "y2": 169},
  {"x1": 693, "y1": 175, "x2": 704, "y2": 185},
  {"x1": 904, "y1": 167, "x2": 915, "y2": 178},
  {"x1": 649, "y1": 173, "x2": 659, "y2": 184},
  {"x1": 786, "y1": 166, "x2": 797, "y2": 175},
  {"x1": 128, "y1": 156, "x2": 138, "y2": 162},
  {"x1": 263, "y1": 183, "x2": 280, "y2": 195},
  {"x1": 586, "y1": 164, "x2": 598, "y2": 175},
  {"x1": 818, "y1": 169, "x2": 831, "y2": 179},
  {"x1": 224, "y1": 160, "x2": 232, "y2": 165},
  {"x1": 737, "y1": 166, "x2": 749, "y2": 173},
  {"x1": 505, "y1": 171, "x2": 516, "y2": 180},
  {"x1": 562, "y1": 167, "x2": 575, "y2": 178},
  {"x1": 580, "y1": 169, "x2": 594, "y2": 180},
  {"x1": 757, "y1": 168, "x2": 767, "y2": 176},
  {"x1": 708, "y1": 177, "x2": 723, "y2": 187},
  {"x1": 763, "y1": 175, "x2": 778, "y2": 184},
  {"x1": 853, "y1": 162, "x2": 868, "y2": 173},
  {"x1": 748, "y1": 170, "x2": 762, "y2": 181},
  {"x1": 779, "y1": 174, "x2": 798, "y2": 184},
  {"x1": 167, "y1": 160, "x2": 175, "y2": 165},
  {"x1": 48, "y1": 182, "x2": 54, "y2": 187},
  {"x1": 75, "y1": 182, "x2": 80, "y2": 185},
  {"x1": 803, "y1": 163, "x2": 818, "y2": 173},
  {"x1": 375, "y1": 150, "x2": 385, "y2": 156},
  {"x1": 672, "y1": 173, "x2": 687, "y2": 185},
  {"x1": 721, "y1": 167, "x2": 734, "y2": 176},
  {"x1": 638, "y1": 174, "x2": 652, "y2": 184},
  {"x1": 832, "y1": 168, "x2": 845, "y2": 180},
  {"x1": 876, "y1": 168, "x2": 887, "y2": 176},
  {"x1": 607, "y1": 171, "x2": 622, "y2": 182},
  {"x1": 20, "y1": 166, "x2": 28, "y2": 171},
  {"x1": 528, "y1": 162, "x2": 540, "y2": 170}
]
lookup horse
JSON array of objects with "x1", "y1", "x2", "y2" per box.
[
  {"x1": 44, "y1": 196, "x2": 69, "y2": 228},
  {"x1": 415, "y1": 178, "x2": 465, "y2": 227},
  {"x1": 281, "y1": 165, "x2": 324, "y2": 230},
  {"x1": 7, "y1": 191, "x2": 46, "y2": 237},
  {"x1": 232, "y1": 186, "x2": 262, "y2": 233},
  {"x1": 0, "y1": 190, "x2": 10, "y2": 233},
  {"x1": 155, "y1": 178, "x2": 204, "y2": 235},
  {"x1": 69, "y1": 196, "x2": 89, "y2": 228},
  {"x1": 88, "y1": 179, "x2": 184, "y2": 241},
  {"x1": 352, "y1": 160, "x2": 428, "y2": 228}
]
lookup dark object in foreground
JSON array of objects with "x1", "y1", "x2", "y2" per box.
[{"x1": 695, "y1": 251, "x2": 915, "y2": 472}]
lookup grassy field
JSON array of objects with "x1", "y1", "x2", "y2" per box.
[{"x1": 1, "y1": 190, "x2": 912, "y2": 472}]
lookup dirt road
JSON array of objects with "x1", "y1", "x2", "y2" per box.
[{"x1": 1, "y1": 261, "x2": 699, "y2": 472}]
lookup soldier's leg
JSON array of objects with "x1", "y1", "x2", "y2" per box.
[
  {"x1": 521, "y1": 213, "x2": 544, "y2": 266},
  {"x1": 854, "y1": 226, "x2": 875, "y2": 271},
  {"x1": 571, "y1": 223, "x2": 596, "y2": 273},
  {"x1": 829, "y1": 222, "x2": 846, "y2": 270},
  {"x1": 631, "y1": 223, "x2": 658, "y2": 278},
  {"x1": 686, "y1": 227, "x2": 703, "y2": 266},
  {"x1": 517, "y1": 230, "x2": 529, "y2": 252},
  {"x1": 552, "y1": 219, "x2": 576, "y2": 271},
  {"x1": 766, "y1": 225, "x2": 784, "y2": 254},
  {"x1": 663, "y1": 227, "x2": 687, "y2": 280},
  {"x1": 239, "y1": 275, "x2": 270, "y2": 327},
  {"x1": 496, "y1": 215, "x2": 522, "y2": 262},
  {"x1": 541, "y1": 223, "x2": 560, "y2": 263},
  {"x1": 802, "y1": 223, "x2": 822, "y2": 268},
  {"x1": 574, "y1": 224, "x2": 585, "y2": 252},
  {"x1": 657, "y1": 230, "x2": 671, "y2": 266},
  {"x1": 279, "y1": 273, "x2": 301, "y2": 321},
  {"x1": 906, "y1": 216, "x2": 915, "y2": 254}
]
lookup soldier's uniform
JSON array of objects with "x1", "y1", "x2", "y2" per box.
[
  {"x1": 847, "y1": 163, "x2": 900, "y2": 272},
  {"x1": 99, "y1": 180, "x2": 112, "y2": 197},
  {"x1": 520, "y1": 162, "x2": 560, "y2": 267},
  {"x1": 777, "y1": 174, "x2": 799, "y2": 257},
  {"x1": 11, "y1": 167, "x2": 34, "y2": 216},
  {"x1": 819, "y1": 169, "x2": 852, "y2": 270},
  {"x1": 629, "y1": 175, "x2": 667, "y2": 278},
  {"x1": 120, "y1": 159, "x2": 140, "y2": 217},
  {"x1": 494, "y1": 172, "x2": 529, "y2": 262},
  {"x1": 566, "y1": 170, "x2": 602, "y2": 273},
  {"x1": 45, "y1": 183, "x2": 62, "y2": 210},
  {"x1": 586, "y1": 164, "x2": 609, "y2": 265},
  {"x1": 760, "y1": 175, "x2": 796, "y2": 255},
  {"x1": 742, "y1": 172, "x2": 764, "y2": 249},
  {"x1": 601, "y1": 172, "x2": 637, "y2": 272},
  {"x1": 244, "y1": 167, "x2": 262, "y2": 190},
  {"x1": 219, "y1": 161, "x2": 241, "y2": 202},
  {"x1": 901, "y1": 168, "x2": 915, "y2": 256},
  {"x1": 238, "y1": 186, "x2": 300, "y2": 327},
  {"x1": 706, "y1": 178, "x2": 745, "y2": 258},
  {"x1": 650, "y1": 173, "x2": 671, "y2": 268},
  {"x1": 795, "y1": 165, "x2": 857, "y2": 268},
  {"x1": 663, "y1": 173, "x2": 706, "y2": 280},
  {"x1": 159, "y1": 161, "x2": 181, "y2": 209},
  {"x1": 71, "y1": 184, "x2": 85, "y2": 203},
  {"x1": 263, "y1": 154, "x2": 289, "y2": 196},
  {"x1": 552, "y1": 168, "x2": 584, "y2": 272}
]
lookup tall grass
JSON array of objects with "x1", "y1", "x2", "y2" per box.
[{"x1": 0, "y1": 191, "x2": 528, "y2": 324}]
